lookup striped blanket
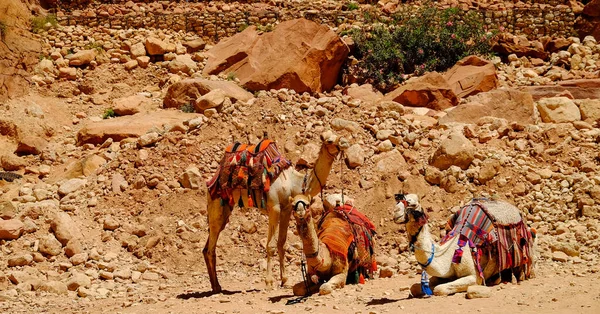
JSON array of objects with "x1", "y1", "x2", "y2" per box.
[
  {"x1": 318, "y1": 205, "x2": 377, "y2": 283},
  {"x1": 206, "y1": 139, "x2": 292, "y2": 208},
  {"x1": 441, "y1": 199, "x2": 533, "y2": 279}
]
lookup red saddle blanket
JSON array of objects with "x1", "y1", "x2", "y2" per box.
[
  {"x1": 206, "y1": 139, "x2": 292, "y2": 208},
  {"x1": 318, "y1": 205, "x2": 377, "y2": 281}
]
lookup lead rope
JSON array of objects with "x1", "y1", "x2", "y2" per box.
[{"x1": 340, "y1": 151, "x2": 345, "y2": 205}]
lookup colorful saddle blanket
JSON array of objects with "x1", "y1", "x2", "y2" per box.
[
  {"x1": 206, "y1": 139, "x2": 292, "y2": 208},
  {"x1": 318, "y1": 205, "x2": 377, "y2": 283},
  {"x1": 441, "y1": 199, "x2": 533, "y2": 278}
]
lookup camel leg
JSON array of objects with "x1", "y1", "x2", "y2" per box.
[
  {"x1": 265, "y1": 203, "x2": 280, "y2": 289},
  {"x1": 433, "y1": 274, "x2": 477, "y2": 296},
  {"x1": 319, "y1": 271, "x2": 348, "y2": 295},
  {"x1": 277, "y1": 205, "x2": 292, "y2": 287},
  {"x1": 203, "y1": 198, "x2": 232, "y2": 293},
  {"x1": 292, "y1": 280, "x2": 320, "y2": 296}
]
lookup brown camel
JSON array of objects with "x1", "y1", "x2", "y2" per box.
[
  {"x1": 203, "y1": 131, "x2": 349, "y2": 293},
  {"x1": 290, "y1": 194, "x2": 376, "y2": 296}
]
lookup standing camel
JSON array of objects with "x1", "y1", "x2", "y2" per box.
[
  {"x1": 392, "y1": 194, "x2": 535, "y2": 296},
  {"x1": 290, "y1": 194, "x2": 376, "y2": 296},
  {"x1": 203, "y1": 131, "x2": 349, "y2": 293}
]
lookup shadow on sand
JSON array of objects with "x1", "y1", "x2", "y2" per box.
[
  {"x1": 177, "y1": 289, "x2": 260, "y2": 300},
  {"x1": 366, "y1": 296, "x2": 409, "y2": 306}
]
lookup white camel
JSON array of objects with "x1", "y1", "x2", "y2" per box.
[
  {"x1": 392, "y1": 194, "x2": 535, "y2": 297},
  {"x1": 203, "y1": 130, "x2": 349, "y2": 293}
]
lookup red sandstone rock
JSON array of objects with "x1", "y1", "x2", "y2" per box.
[
  {"x1": 493, "y1": 33, "x2": 548, "y2": 60},
  {"x1": 163, "y1": 78, "x2": 254, "y2": 110},
  {"x1": 203, "y1": 19, "x2": 349, "y2": 93},
  {"x1": 383, "y1": 72, "x2": 458, "y2": 110},
  {"x1": 443, "y1": 55, "x2": 498, "y2": 99}
]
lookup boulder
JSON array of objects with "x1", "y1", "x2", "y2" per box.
[
  {"x1": 112, "y1": 94, "x2": 151, "y2": 116},
  {"x1": 430, "y1": 131, "x2": 474, "y2": 171},
  {"x1": 163, "y1": 78, "x2": 253, "y2": 109},
  {"x1": 168, "y1": 55, "x2": 197, "y2": 74},
  {"x1": 373, "y1": 149, "x2": 407, "y2": 174},
  {"x1": 345, "y1": 144, "x2": 365, "y2": 169},
  {"x1": 67, "y1": 50, "x2": 96, "y2": 66},
  {"x1": 440, "y1": 89, "x2": 536, "y2": 125},
  {"x1": 77, "y1": 111, "x2": 198, "y2": 145},
  {"x1": 1, "y1": 154, "x2": 27, "y2": 171},
  {"x1": 492, "y1": 33, "x2": 548, "y2": 60},
  {"x1": 0, "y1": 219, "x2": 24, "y2": 240},
  {"x1": 137, "y1": 56, "x2": 150, "y2": 68},
  {"x1": 537, "y1": 97, "x2": 581, "y2": 123},
  {"x1": 50, "y1": 212, "x2": 83, "y2": 246},
  {"x1": 58, "y1": 178, "x2": 87, "y2": 196},
  {"x1": 183, "y1": 38, "x2": 206, "y2": 53},
  {"x1": 66, "y1": 273, "x2": 91, "y2": 291},
  {"x1": 130, "y1": 42, "x2": 146, "y2": 58},
  {"x1": 39, "y1": 234, "x2": 63, "y2": 256},
  {"x1": 343, "y1": 84, "x2": 383, "y2": 104},
  {"x1": 179, "y1": 166, "x2": 201, "y2": 189},
  {"x1": 443, "y1": 55, "x2": 498, "y2": 98},
  {"x1": 575, "y1": 0, "x2": 600, "y2": 41},
  {"x1": 383, "y1": 72, "x2": 458, "y2": 110},
  {"x1": 522, "y1": 79, "x2": 600, "y2": 100},
  {"x1": 15, "y1": 136, "x2": 47, "y2": 155},
  {"x1": 0, "y1": 201, "x2": 16, "y2": 219},
  {"x1": 203, "y1": 19, "x2": 350, "y2": 93},
  {"x1": 194, "y1": 89, "x2": 227, "y2": 112},
  {"x1": 58, "y1": 67, "x2": 78, "y2": 80},
  {"x1": 37, "y1": 281, "x2": 68, "y2": 295},
  {"x1": 62, "y1": 154, "x2": 106, "y2": 179},
  {"x1": 145, "y1": 37, "x2": 168, "y2": 55},
  {"x1": 575, "y1": 99, "x2": 600, "y2": 123}
]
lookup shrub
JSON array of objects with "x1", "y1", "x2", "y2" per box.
[
  {"x1": 347, "y1": 2, "x2": 359, "y2": 11},
  {"x1": 31, "y1": 14, "x2": 58, "y2": 33},
  {"x1": 0, "y1": 21, "x2": 6, "y2": 41},
  {"x1": 226, "y1": 72, "x2": 237, "y2": 81},
  {"x1": 350, "y1": 5, "x2": 496, "y2": 91},
  {"x1": 102, "y1": 109, "x2": 116, "y2": 119},
  {"x1": 180, "y1": 103, "x2": 195, "y2": 113}
]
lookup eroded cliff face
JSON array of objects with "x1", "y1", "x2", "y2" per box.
[{"x1": 0, "y1": 0, "x2": 42, "y2": 102}]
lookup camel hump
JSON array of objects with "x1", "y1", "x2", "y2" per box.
[{"x1": 476, "y1": 199, "x2": 523, "y2": 225}]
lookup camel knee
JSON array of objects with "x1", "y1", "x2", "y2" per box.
[{"x1": 319, "y1": 282, "x2": 334, "y2": 295}]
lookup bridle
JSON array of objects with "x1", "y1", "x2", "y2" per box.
[{"x1": 292, "y1": 199, "x2": 319, "y2": 259}]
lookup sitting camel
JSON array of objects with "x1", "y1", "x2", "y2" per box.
[
  {"x1": 393, "y1": 194, "x2": 535, "y2": 297},
  {"x1": 290, "y1": 194, "x2": 376, "y2": 296},
  {"x1": 203, "y1": 131, "x2": 349, "y2": 293}
]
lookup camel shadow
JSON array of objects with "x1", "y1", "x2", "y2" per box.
[
  {"x1": 366, "y1": 296, "x2": 408, "y2": 306},
  {"x1": 177, "y1": 289, "x2": 260, "y2": 300},
  {"x1": 268, "y1": 294, "x2": 296, "y2": 303}
]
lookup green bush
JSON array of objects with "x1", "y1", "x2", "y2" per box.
[
  {"x1": 350, "y1": 5, "x2": 496, "y2": 91},
  {"x1": 31, "y1": 14, "x2": 58, "y2": 33},
  {"x1": 102, "y1": 109, "x2": 116, "y2": 119},
  {"x1": 347, "y1": 2, "x2": 359, "y2": 11},
  {"x1": 180, "y1": 103, "x2": 195, "y2": 113},
  {"x1": 0, "y1": 21, "x2": 6, "y2": 41}
]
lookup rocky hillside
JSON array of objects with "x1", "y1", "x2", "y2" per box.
[{"x1": 0, "y1": 1, "x2": 599, "y2": 313}]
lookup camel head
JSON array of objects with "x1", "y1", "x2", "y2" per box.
[
  {"x1": 320, "y1": 130, "x2": 350, "y2": 157},
  {"x1": 291, "y1": 194, "x2": 312, "y2": 221},
  {"x1": 392, "y1": 193, "x2": 426, "y2": 225}
]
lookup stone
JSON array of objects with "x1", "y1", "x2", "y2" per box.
[
  {"x1": 440, "y1": 89, "x2": 536, "y2": 125},
  {"x1": 0, "y1": 201, "x2": 16, "y2": 219},
  {"x1": 70, "y1": 253, "x2": 89, "y2": 266},
  {"x1": 576, "y1": 99, "x2": 600, "y2": 123},
  {"x1": 142, "y1": 272, "x2": 160, "y2": 281},
  {"x1": 130, "y1": 42, "x2": 146, "y2": 58},
  {"x1": 51, "y1": 212, "x2": 82, "y2": 246},
  {"x1": 66, "y1": 273, "x2": 91, "y2": 291},
  {"x1": 169, "y1": 55, "x2": 198, "y2": 74},
  {"x1": 163, "y1": 78, "x2": 253, "y2": 110},
  {"x1": 344, "y1": 84, "x2": 383, "y2": 105},
  {"x1": 103, "y1": 216, "x2": 120, "y2": 231},
  {"x1": 552, "y1": 251, "x2": 569, "y2": 262},
  {"x1": 377, "y1": 140, "x2": 394, "y2": 152},
  {"x1": 374, "y1": 149, "x2": 407, "y2": 175},
  {"x1": 384, "y1": 72, "x2": 458, "y2": 110},
  {"x1": 443, "y1": 55, "x2": 498, "y2": 98},
  {"x1": 62, "y1": 155, "x2": 106, "y2": 179},
  {"x1": 39, "y1": 234, "x2": 63, "y2": 256},
  {"x1": 194, "y1": 89, "x2": 226, "y2": 112},
  {"x1": 0, "y1": 219, "x2": 24, "y2": 240},
  {"x1": 466, "y1": 285, "x2": 492, "y2": 299},
  {"x1": 37, "y1": 281, "x2": 68, "y2": 295},
  {"x1": 345, "y1": 144, "x2": 365, "y2": 169},
  {"x1": 124, "y1": 60, "x2": 138, "y2": 71},
  {"x1": 183, "y1": 38, "x2": 206, "y2": 53},
  {"x1": 204, "y1": 19, "x2": 349, "y2": 93},
  {"x1": 15, "y1": 136, "x2": 47, "y2": 155},
  {"x1": 77, "y1": 111, "x2": 198, "y2": 145},
  {"x1": 58, "y1": 178, "x2": 87, "y2": 196},
  {"x1": 65, "y1": 239, "x2": 83, "y2": 257},
  {"x1": 67, "y1": 49, "x2": 96, "y2": 66},
  {"x1": 137, "y1": 56, "x2": 150, "y2": 68},
  {"x1": 430, "y1": 131, "x2": 474, "y2": 171},
  {"x1": 179, "y1": 166, "x2": 201, "y2": 189},
  {"x1": 379, "y1": 266, "x2": 395, "y2": 278},
  {"x1": 7, "y1": 254, "x2": 33, "y2": 267},
  {"x1": 1, "y1": 154, "x2": 27, "y2": 171},
  {"x1": 145, "y1": 37, "x2": 168, "y2": 55},
  {"x1": 537, "y1": 97, "x2": 581, "y2": 123},
  {"x1": 478, "y1": 159, "x2": 500, "y2": 184},
  {"x1": 137, "y1": 132, "x2": 160, "y2": 147}
]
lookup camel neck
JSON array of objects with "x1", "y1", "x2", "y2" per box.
[
  {"x1": 305, "y1": 146, "x2": 336, "y2": 197},
  {"x1": 296, "y1": 216, "x2": 320, "y2": 258},
  {"x1": 409, "y1": 223, "x2": 437, "y2": 268}
]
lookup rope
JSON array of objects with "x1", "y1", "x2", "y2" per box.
[{"x1": 340, "y1": 151, "x2": 345, "y2": 205}]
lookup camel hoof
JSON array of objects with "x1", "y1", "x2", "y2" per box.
[
  {"x1": 319, "y1": 283, "x2": 333, "y2": 295},
  {"x1": 280, "y1": 276, "x2": 288, "y2": 287},
  {"x1": 212, "y1": 285, "x2": 222, "y2": 294}
]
